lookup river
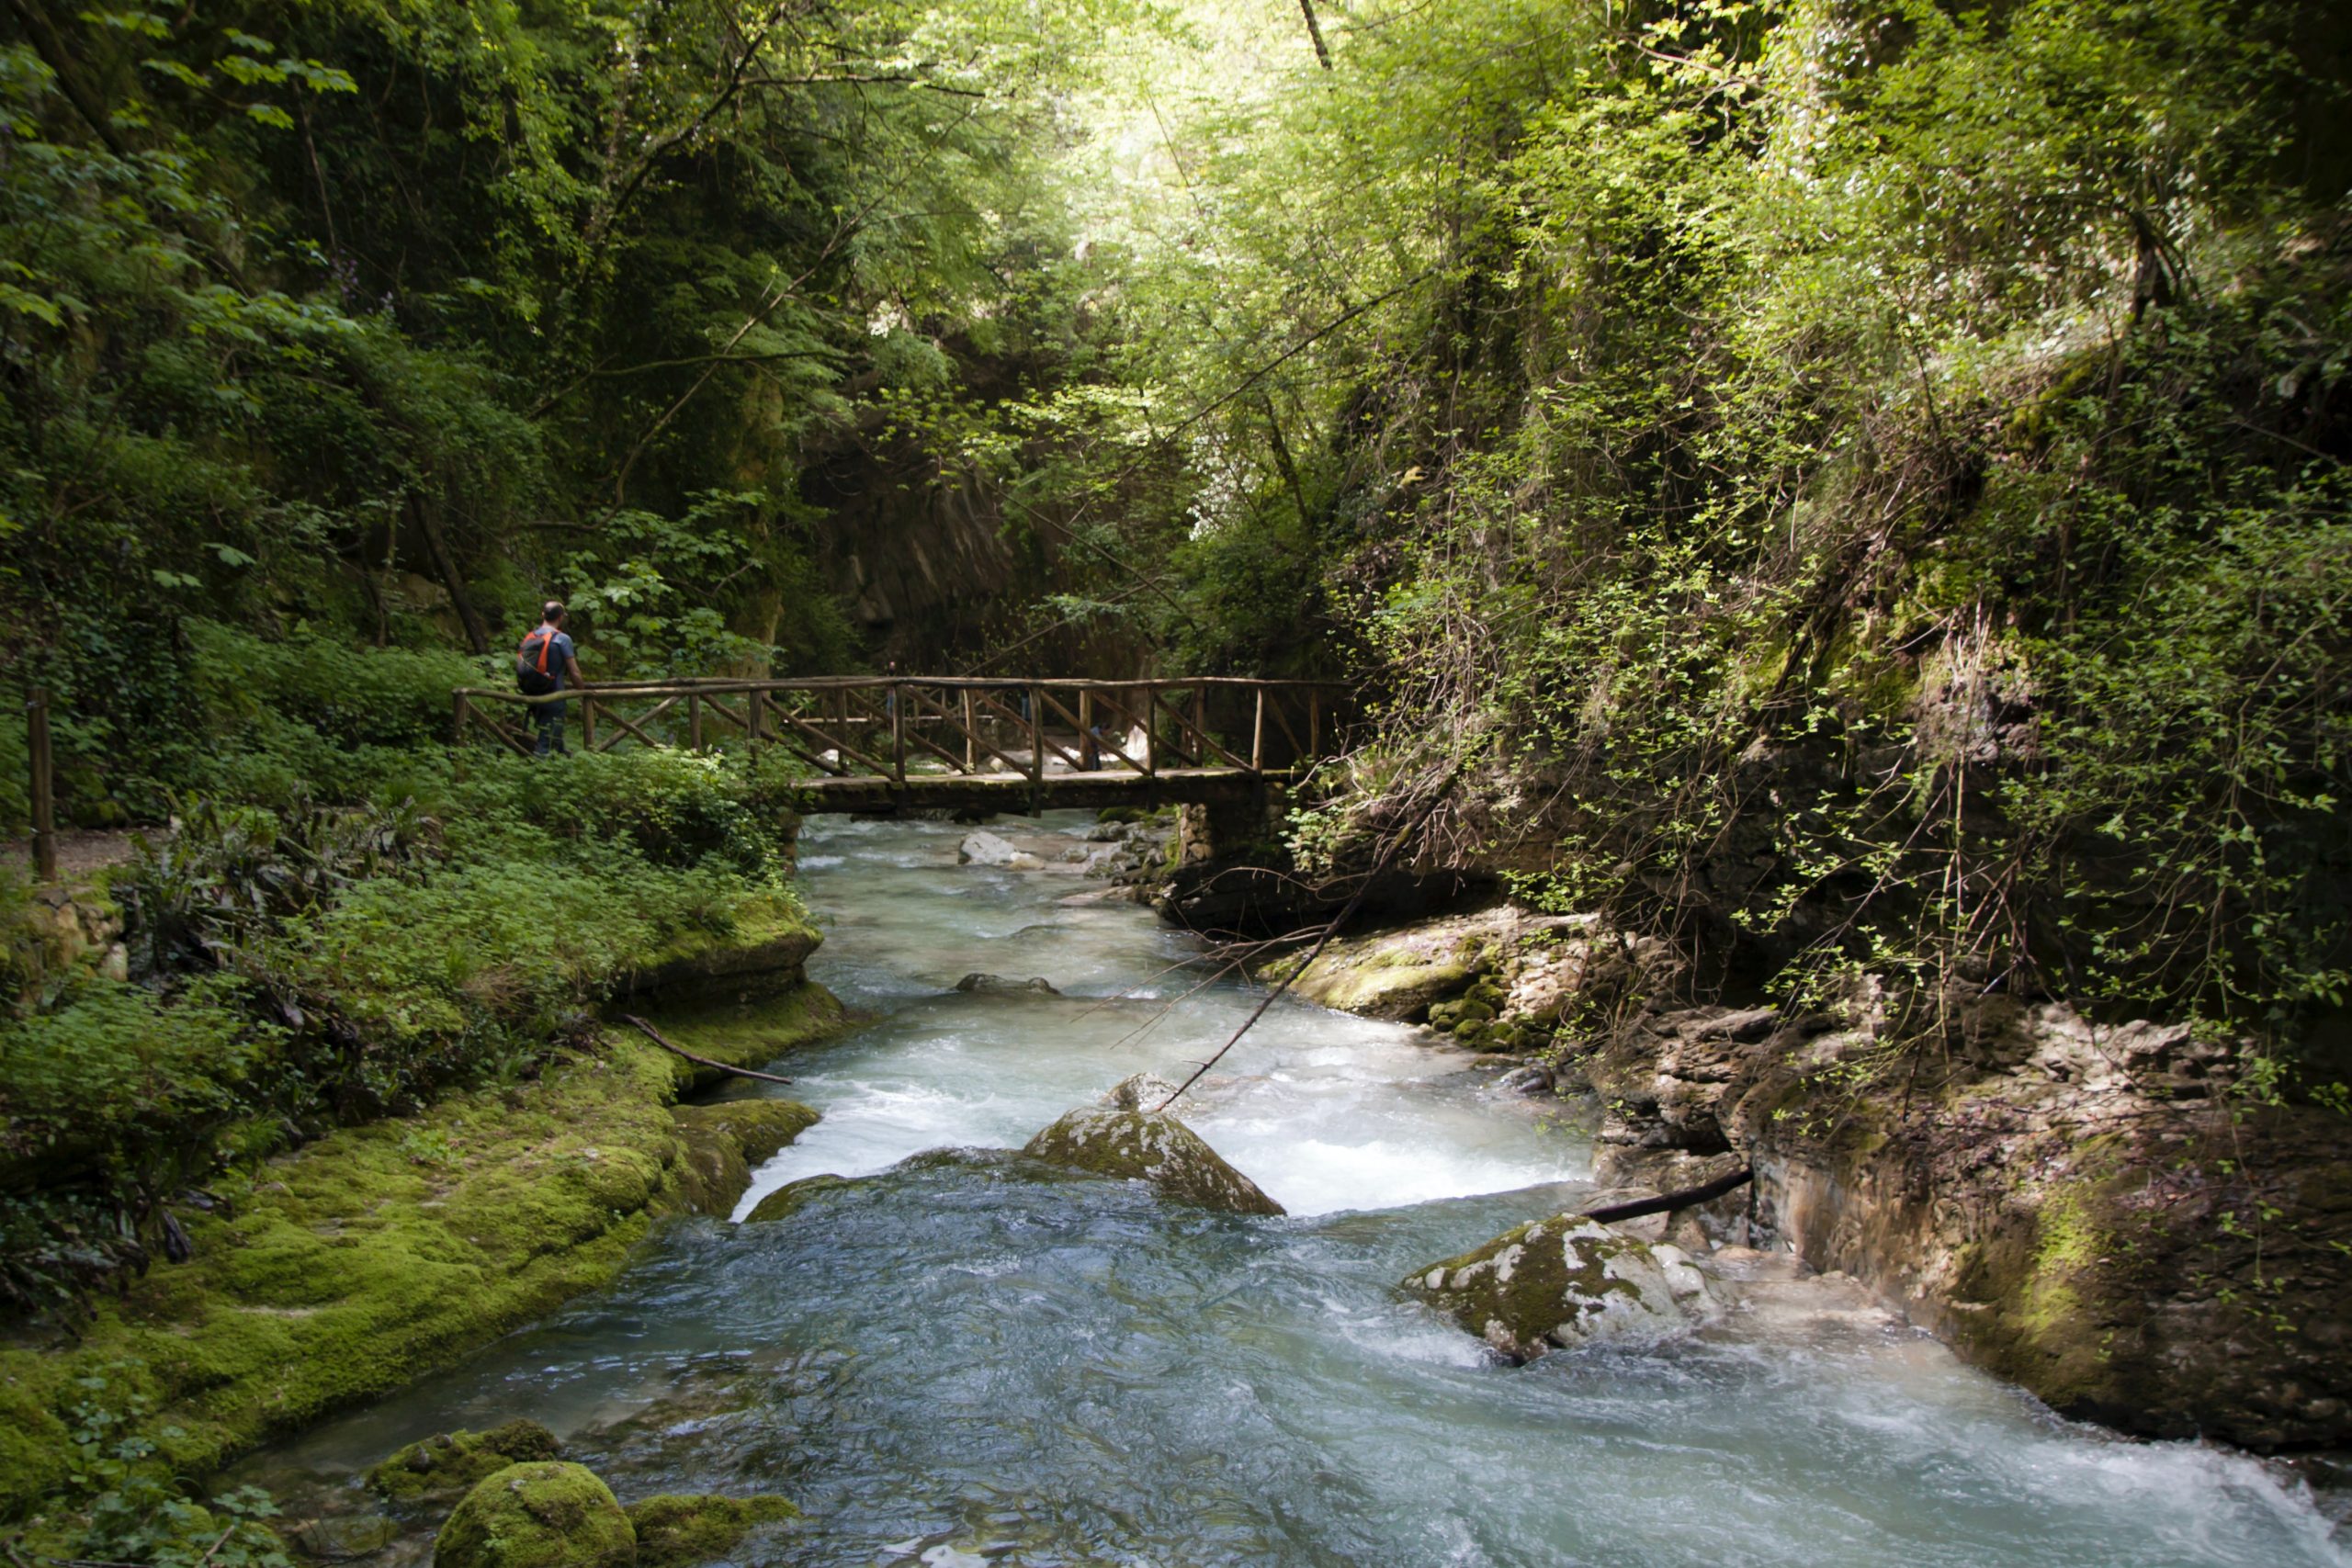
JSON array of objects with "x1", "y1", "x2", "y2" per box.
[{"x1": 254, "y1": 812, "x2": 2346, "y2": 1566}]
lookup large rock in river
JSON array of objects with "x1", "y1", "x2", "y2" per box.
[
  {"x1": 958, "y1": 830, "x2": 1041, "y2": 868},
  {"x1": 434, "y1": 1461, "x2": 634, "y2": 1568},
  {"x1": 1023, "y1": 1106, "x2": 1284, "y2": 1216},
  {"x1": 1404, "y1": 1216, "x2": 1715, "y2": 1360}
]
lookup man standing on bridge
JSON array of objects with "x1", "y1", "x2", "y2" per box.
[{"x1": 516, "y1": 601, "x2": 587, "y2": 758}]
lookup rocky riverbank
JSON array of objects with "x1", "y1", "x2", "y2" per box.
[{"x1": 1259, "y1": 907, "x2": 2352, "y2": 1451}]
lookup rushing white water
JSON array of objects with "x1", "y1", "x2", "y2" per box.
[{"x1": 251, "y1": 812, "x2": 2349, "y2": 1567}]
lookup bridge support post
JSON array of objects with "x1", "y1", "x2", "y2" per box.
[
  {"x1": 891, "y1": 682, "x2": 906, "y2": 791},
  {"x1": 1178, "y1": 785, "x2": 1278, "y2": 868},
  {"x1": 1027, "y1": 681, "x2": 1045, "y2": 815}
]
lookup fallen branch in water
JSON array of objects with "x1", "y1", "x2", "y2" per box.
[
  {"x1": 1580, "y1": 1166, "x2": 1753, "y2": 1224},
  {"x1": 619, "y1": 1014, "x2": 795, "y2": 1085},
  {"x1": 1155, "y1": 761, "x2": 1467, "y2": 1113}
]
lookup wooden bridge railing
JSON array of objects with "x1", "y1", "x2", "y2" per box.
[{"x1": 450, "y1": 676, "x2": 1347, "y2": 785}]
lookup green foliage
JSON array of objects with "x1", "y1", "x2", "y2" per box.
[
  {"x1": 1, "y1": 0, "x2": 1112, "y2": 819},
  {"x1": 1020, "y1": 0, "x2": 2352, "y2": 1079},
  {"x1": 59, "y1": 1371, "x2": 292, "y2": 1568},
  {"x1": 0, "y1": 732, "x2": 807, "y2": 1312}
]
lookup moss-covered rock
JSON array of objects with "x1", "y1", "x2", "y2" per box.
[
  {"x1": 667, "y1": 1100, "x2": 820, "y2": 1216},
  {"x1": 1403, "y1": 1216, "x2": 1715, "y2": 1360},
  {"x1": 626, "y1": 896, "x2": 822, "y2": 1002},
  {"x1": 624, "y1": 1494, "x2": 797, "y2": 1568},
  {"x1": 1265, "y1": 932, "x2": 1473, "y2": 1022},
  {"x1": 742, "y1": 1173, "x2": 854, "y2": 1224},
  {"x1": 368, "y1": 1418, "x2": 562, "y2": 1505},
  {"x1": 628, "y1": 984, "x2": 847, "y2": 1096},
  {"x1": 1022, "y1": 1107, "x2": 1284, "y2": 1216},
  {"x1": 434, "y1": 1461, "x2": 634, "y2": 1568}
]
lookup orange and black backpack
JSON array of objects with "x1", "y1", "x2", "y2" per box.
[{"x1": 515, "y1": 624, "x2": 561, "y2": 695}]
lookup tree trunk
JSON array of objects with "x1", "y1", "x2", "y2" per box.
[
  {"x1": 411, "y1": 491, "x2": 492, "y2": 654},
  {"x1": 1297, "y1": 0, "x2": 1334, "y2": 70}
]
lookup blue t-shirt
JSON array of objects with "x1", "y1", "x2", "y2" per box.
[
  {"x1": 544, "y1": 629, "x2": 575, "y2": 689},
  {"x1": 520, "y1": 626, "x2": 574, "y2": 691}
]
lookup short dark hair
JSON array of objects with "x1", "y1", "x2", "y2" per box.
[{"x1": 542, "y1": 601, "x2": 566, "y2": 623}]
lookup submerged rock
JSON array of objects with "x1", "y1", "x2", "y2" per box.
[
  {"x1": 625, "y1": 1494, "x2": 797, "y2": 1568},
  {"x1": 742, "y1": 1172, "x2": 854, "y2": 1224},
  {"x1": 434, "y1": 1461, "x2": 633, "y2": 1568},
  {"x1": 957, "y1": 831, "x2": 1041, "y2": 868},
  {"x1": 1404, "y1": 1216, "x2": 1716, "y2": 1360},
  {"x1": 368, "y1": 1418, "x2": 561, "y2": 1505},
  {"x1": 953, "y1": 972, "x2": 1060, "y2": 994},
  {"x1": 1022, "y1": 1107, "x2": 1284, "y2": 1216}
]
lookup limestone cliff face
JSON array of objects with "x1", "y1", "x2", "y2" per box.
[
  {"x1": 798, "y1": 440, "x2": 1019, "y2": 665},
  {"x1": 790, "y1": 343, "x2": 1130, "y2": 673},
  {"x1": 1566, "y1": 976, "x2": 2352, "y2": 1449}
]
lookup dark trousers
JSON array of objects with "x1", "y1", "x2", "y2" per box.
[{"x1": 533, "y1": 698, "x2": 568, "y2": 757}]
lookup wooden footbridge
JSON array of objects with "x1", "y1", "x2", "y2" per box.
[{"x1": 451, "y1": 676, "x2": 1347, "y2": 812}]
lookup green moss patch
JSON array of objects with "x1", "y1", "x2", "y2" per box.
[
  {"x1": 625, "y1": 1494, "x2": 798, "y2": 1568},
  {"x1": 632, "y1": 984, "x2": 847, "y2": 1093},
  {"x1": 668, "y1": 1099, "x2": 820, "y2": 1216},
  {"x1": 368, "y1": 1418, "x2": 562, "y2": 1504},
  {"x1": 0, "y1": 1005, "x2": 822, "y2": 1520}
]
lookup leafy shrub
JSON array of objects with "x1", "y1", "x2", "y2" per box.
[
  {"x1": 186, "y1": 622, "x2": 484, "y2": 752},
  {"x1": 0, "y1": 977, "x2": 266, "y2": 1308}
]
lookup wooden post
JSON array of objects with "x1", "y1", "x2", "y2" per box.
[
  {"x1": 1308, "y1": 690, "x2": 1322, "y2": 759},
  {"x1": 1027, "y1": 682, "x2": 1044, "y2": 785},
  {"x1": 961, "y1": 689, "x2": 978, "y2": 773},
  {"x1": 1192, "y1": 685, "x2": 1206, "y2": 768},
  {"x1": 891, "y1": 682, "x2": 907, "y2": 785},
  {"x1": 27, "y1": 688, "x2": 57, "y2": 885},
  {"x1": 1251, "y1": 686, "x2": 1266, "y2": 771},
  {"x1": 1079, "y1": 688, "x2": 1095, "y2": 772},
  {"x1": 689, "y1": 692, "x2": 704, "y2": 751},
  {"x1": 582, "y1": 692, "x2": 597, "y2": 752}
]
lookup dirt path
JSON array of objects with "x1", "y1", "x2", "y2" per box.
[{"x1": 0, "y1": 828, "x2": 157, "y2": 883}]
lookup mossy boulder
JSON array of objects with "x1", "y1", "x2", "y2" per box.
[
  {"x1": 434, "y1": 1461, "x2": 634, "y2": 1568},
  {"x1": 668, "y1": 1100, "x2": 820, "y2": 1215},
  {"x1": 368, "y1": 1418, "x2": 562, "y2": 1505},
  {"x1": 1265, "y1": 932, "x2": 1473, "y2": 1021},
  {"x1": 624, "y1": 1495, "x2": 797, "y2": 1568},
  {"x1": 741, "y1": 1173, "x2": 854, "y2": 1224},
  {"x1": 1404, "y1": 1216, "x2": 1715, "y2": 1360},
  {"x1": 628, "y1": 897, "x2": 822, "y2": 1001},
  {"x1": 1022, "y1": 1107, "x2": 1284, "y2": 1216}
]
